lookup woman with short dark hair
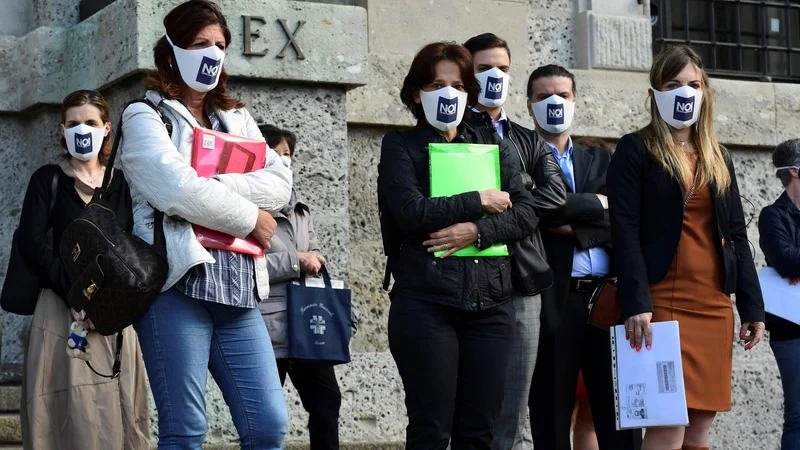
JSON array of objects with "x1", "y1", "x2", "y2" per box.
[
  {"x1": 378, "y1": 41, "x2": 537, "y2": 449},
  {"x1": 119, "y1": 1, "x2": 292, "y2": 448},
  {"x1": 759, "y1": 138, "x2": 800, "y2": 450}
]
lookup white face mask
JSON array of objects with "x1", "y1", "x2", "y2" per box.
[
  {"x1": 280, "y1": 155, "x2": 292, "y2": 168},
  {"x1": 531, "y1": 95, "x2": 575, "y2": 135},
  {"x1": 651, "y1": 86, "x2": 703, "y2": 130},
  {"x1": 419, "y1": 87, "x2": 468, "y2": 132},
  {"x1": 475, "y1": 68, "x2": 510, "y2": 108},
  {"x1": 64, "y1": 124, "x2": 106, "y2": 161},
  {"x1": 166, "y1": 33, "x2": 226, "y2": 93}
]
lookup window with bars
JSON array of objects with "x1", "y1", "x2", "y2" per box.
[{"x1": 652, "y1": 0, "x2": 800, "y2": 82}]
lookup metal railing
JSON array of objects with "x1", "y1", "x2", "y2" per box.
[{"x1": 652, "y1": 0, "x2": 800, "y2": 82}]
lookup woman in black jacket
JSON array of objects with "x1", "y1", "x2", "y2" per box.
[
  {"x1": 17, "y1": 90, "x2": 148, "y2": 449},
  {"x1": 377, "y1": 42, "x2": 537, "y2": 450},
  {"x1": 759, "y1": 138, "x2": 800, "y2": 450},
  {"x1": 608, "y1": 45, "x2": 764, "y2": 450}
]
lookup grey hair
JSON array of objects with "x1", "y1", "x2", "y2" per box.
[{"x1": 773, "y1": 139, "x2": 800, "y2": 187}]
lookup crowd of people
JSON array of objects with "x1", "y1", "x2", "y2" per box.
[{"x1": 7, "y1": 0, "x2": 799, "y2": 450}]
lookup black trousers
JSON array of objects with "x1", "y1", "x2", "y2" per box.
[
  {"x1": 276, "y1": 359, "x2": 341, "y2": 450},
  {"x1": 388, "y1": 296, "x2": 516, "y2": 450},
  {"x1": 530, "y1": 288, "x2": 641, "y2": 450}
]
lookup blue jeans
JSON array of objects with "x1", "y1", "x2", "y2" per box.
[
  {"x1": 772, "y1": 338, "x2": 800, "y2": 450},
  {"x1": 135, "y1": 288, "x2": 288, "y2": 450}
]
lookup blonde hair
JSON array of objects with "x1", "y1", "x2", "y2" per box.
[{"x1": 639, "y1": 45, "x2": 731, "y2": 194}]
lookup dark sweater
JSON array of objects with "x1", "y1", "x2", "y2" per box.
[
  {"x1": 17, "y1": 164, "x2": 133, "y2": 304},
  {"x1": 759, "y1": 192, "x2": 800, "y2": 341}
]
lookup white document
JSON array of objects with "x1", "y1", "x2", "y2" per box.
[
  {"x1": 610, "y1": 321, "x2": 689, "y2": 430},
  {"x1": 758, "y1": 267, "x2": 800, "y2": 324},
  {"x1": 292, "y1": 278, "x2": 346, "y2": 290}
]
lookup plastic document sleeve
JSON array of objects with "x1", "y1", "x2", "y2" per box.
[
  {"x1": 428, "y1": 143, "x2": 508, "y2": 258},
  {"x1": 610, "y1": 321, "x2": 689, "y2": 430},
  {"x1": 758, "y1": 267, "x2": 800, "y2": 324}
]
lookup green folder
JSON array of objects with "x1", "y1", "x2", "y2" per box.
[{"x1": 429, "y1": 143, "x2": 509, "y2": 258}]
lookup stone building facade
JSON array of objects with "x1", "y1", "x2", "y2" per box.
[{"x1": 0, "y1": 0, "x2": 797, "y2": 448}]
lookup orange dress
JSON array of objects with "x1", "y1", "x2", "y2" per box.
[{"x1": 648, "y1": 157, "x2": 734, "y2": 412}]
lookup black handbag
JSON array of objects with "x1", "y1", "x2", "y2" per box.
[
  {"x1": 1, "y1": 172, "x2": 59, "y2": 315},
  {"x1": 59, "y1": 99, "x2": 170, "y2": 336}
]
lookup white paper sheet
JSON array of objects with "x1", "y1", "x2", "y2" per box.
[
  {"x1": 758, "y1": 266, "x2": 800, "y2": 324},
  {"x1": 611, "y1": 321, "x2": 689, "y2": 430}
]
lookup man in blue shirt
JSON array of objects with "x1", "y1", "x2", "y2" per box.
[{"x1": 527, "y1": 65, "x2": 640, "y2": 450}]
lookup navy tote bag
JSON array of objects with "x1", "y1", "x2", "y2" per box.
[{"x1": 286, "y1": 266, "x2": 352, "y2": 365}]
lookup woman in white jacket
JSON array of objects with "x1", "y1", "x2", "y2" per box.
[{"x1": 118, "y1": 1, "x2": 292, "y2": 448}]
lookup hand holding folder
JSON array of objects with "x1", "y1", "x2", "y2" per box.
[
  {"x1": 428, "y1": 143, "x2": 508, "y2": 258},
  {"x1": 610, "y1": 321, "x2": 689, "y2": 430},
  {"x1": 191, "y1": 128, "x2": 268, "y2": 257}
]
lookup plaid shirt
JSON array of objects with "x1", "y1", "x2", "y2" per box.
[{"x1": 175, "y1": 112, "x2": 259, "y2": 308}]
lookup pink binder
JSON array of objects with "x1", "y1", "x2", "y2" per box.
[{"x1": 191, "y1": 128, "x2": 268, "y2": 257}]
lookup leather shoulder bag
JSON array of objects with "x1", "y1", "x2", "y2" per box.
[{"x1": 59, "y1": 99, "x2": 171, "y2": 336}]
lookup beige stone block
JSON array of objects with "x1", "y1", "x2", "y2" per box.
[
  {"x1": 0, "y1": 414, "x2": 20, "y2": 444},
  {"x1": 1, "y1": 0, "x2": 369, "y2": 112},
  {"x1": 367, "y1": 0, "x2": 528, "y2": 61},
  {"x1": 527, "y1": 12, "x2": 576, "y2": 69},
  {"x1": 713, "y1": 78, "x2": 778, "y2": 148},
  {"x1": 576, "y1": 12, "x2": 652, "y2": 71},
  {"x1": 775, "y1": 82, "x2": 800, "y2": 144},
  {"x1": 347, "y1": 54, "x2": 415, "y2": 127},
  {"x1": 0, "y1": 387, "x2": 20, "y2": 413}
]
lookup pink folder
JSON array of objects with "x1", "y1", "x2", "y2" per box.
[{"x1": 191, "y1": 128, "x2": 268, "y2": 257}]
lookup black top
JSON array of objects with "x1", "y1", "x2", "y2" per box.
[
  {"x1": 17, "y1": 164, "x2": 133, "y2": 303},
  {"x1": 607, "y1": 132, "x2": 764, "y2": 324},
  {"x1": 759, "y1": 192, "x2": 800, "y2": 341},
  {"x1": 539, "y1": 143, "x2": 613, "y2": 335},
  {"x1": 378, "y1": 120, "x2": 537, "y2": 311}
]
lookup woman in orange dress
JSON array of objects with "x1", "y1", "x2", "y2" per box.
[{"x1": 607, "y1": 45, "x2": 765, "y2": 450}]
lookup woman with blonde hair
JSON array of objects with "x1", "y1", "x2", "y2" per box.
[{"x1": 607, "y1": 45, "x2": 765, "y2": 450}]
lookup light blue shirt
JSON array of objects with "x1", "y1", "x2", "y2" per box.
[
  {"x1": 471, "y1": 107, "x2": 507, "y2": 139},
  {"x1": 548, "y1": 138, "x2": 610, "y2": 278}
]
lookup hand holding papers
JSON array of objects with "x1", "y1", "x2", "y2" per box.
[
  {"x1": 610, "y1": 321, "x2": 688, "y2": 430},
  {"x1": 758, "y1": 266, "x2": 800, "y2": 324}
]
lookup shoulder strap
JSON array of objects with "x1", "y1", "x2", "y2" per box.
[
  {"x1": 98, "y1": 99, "x2": 171, "y2": 200},
  {"x1": 96, "y1": 98, "x2": 170, "y2": 258}
]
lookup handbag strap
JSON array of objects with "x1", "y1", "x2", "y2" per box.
[
  {"x1": 684, "y1": 157, "x2": 701, "y2": 208},
  {"x1": 299, "y1": 265, "x2": 334, "y2": 289},
  {"x1": 84, "y1": 332, "x2": 123, "y2": 379}
]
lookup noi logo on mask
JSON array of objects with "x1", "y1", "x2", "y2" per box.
[
  {"x1": 437, "y1": 97, "x2": 459, "y2": 123},
  {"x1": 486, "y1": 76, "x2": 504, "y2": 100},
  {"x1": 673, "y1": 95, "x2": 695, "y2": 121},
  {"x1": 74, "y1": 133, "x2": 93, "y2": 154},
  {"x1": 196, "y1": 56, "x2": 222, "y2": 85},
  {"x1": 547, "y1": 103, "x2": 564, "y2": 125}
]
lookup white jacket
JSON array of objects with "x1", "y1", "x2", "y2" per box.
[{"x1": 119, "y1": 90, "x2": 293, "y2": 299}]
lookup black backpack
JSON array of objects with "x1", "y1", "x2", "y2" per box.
[{"x1": 59, "y1": 99, "x2": 172, "y2": 337}]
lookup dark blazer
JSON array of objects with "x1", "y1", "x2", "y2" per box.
[
  {"x1": 608, "y1": 132, "x2": 764, "y2": 323},
  {"x1": 378, "y1": 120, "x2": 538, "y2": 311},
  {"x1": 539, "y1": 143, "x2": 613, "y2": 335},
  {"x1": 758, "y1": 192, "x2": 800, "y2": 341}
]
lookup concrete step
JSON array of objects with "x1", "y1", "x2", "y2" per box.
[
  {"x1": 201, "y1": 444, "x2": 404, "y2": 450},
  {"x1": 0, "y1": 387, "x2": 20, "y2": 413},
  {"x1": 0, "y1": 413, "x2": 20, "y2": 445}
]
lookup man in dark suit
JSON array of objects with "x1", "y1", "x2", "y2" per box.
[{"x1": 527, "y1": 65, "x2": 640, "y2": 450}]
